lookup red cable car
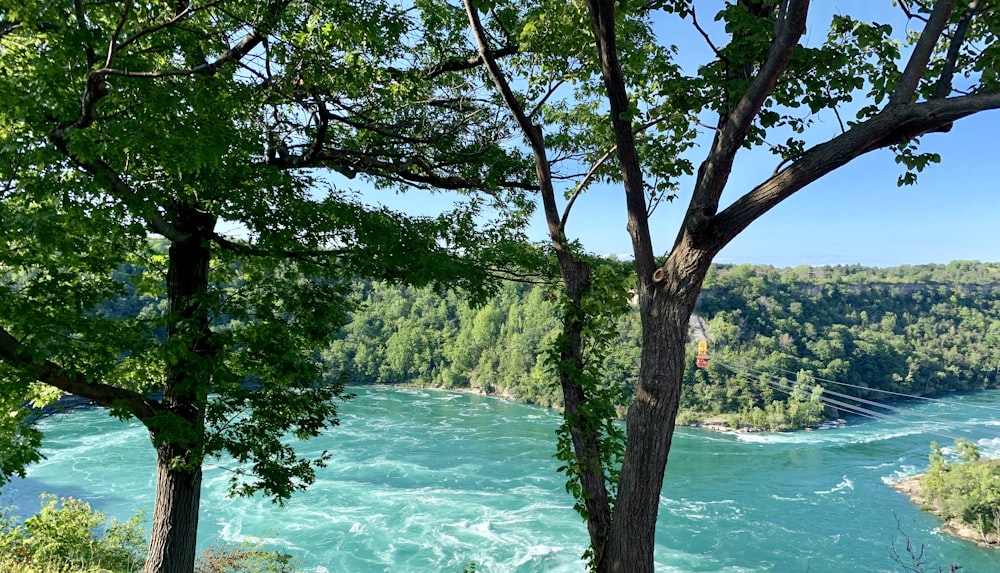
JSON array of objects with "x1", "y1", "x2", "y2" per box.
[{"x1": 695, "y1": 340, "x2": 709, "y2": 368}]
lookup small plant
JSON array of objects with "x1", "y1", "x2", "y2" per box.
[{"x1": 195, "y1": 543, "x2": 298, "y2": 573}]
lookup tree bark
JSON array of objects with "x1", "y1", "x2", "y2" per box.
[
  {"x1": 145, "y1": 443, "x2": 203, "y2": 573},
  {"x1": 143, "y1": 207, "x2": 215, "y2": 573},
  {"x1": 602, "y1": 247, "x2": 712, "y2": 573}
]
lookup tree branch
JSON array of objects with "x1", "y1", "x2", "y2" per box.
[
  {"x1": 891, "y1": 0, "x2": 957, "y2": 105},
  {"x1": 113, "y1": 0, "x2": 223, "y2": 55},
  {"x1": 0, "y1": 327, "x2": 159, "y2": 421},
  {"x1": 463, "y1": 0, "x2": 568, "y2": 246},
  {"x1": 264, "y1": 147, "x2": 538, "y2": 192},
  {"x1": 710, "y1": 93, "x2": 1000, "y2": 253},
  {"x1": 932, "y1": 0, "x2": 982, "y2": 100},
  {"x1": 103, "y1": 0, "x2": 132, "y2": 69},
  {"x1": 586, "y1": 0, "x2": 656, "y2": 278},
  {"x1": 210, "y1": 233, "x2": 348, "y2": 262},
  {"x1": 104, "y1": 0, "x2": 288, "y2": 79},
  {"x1": 562, "y1": 144, "x2": 617, "y2": 226},
  {"x1": 690, "y1": 6, "x2": 726, "y2": 63},
  {"x1": 679, "y1": 0, "x2": 809, "y2": 249},
  {"x1": 423, "y1": 44, "x2": 519, "y2": 79},
  {"x1": 47, "y1": 131, "x2": 190, "y2": 241},
  {"x1": 73, "y1": 0, "x2": 98, "y2": 68}
]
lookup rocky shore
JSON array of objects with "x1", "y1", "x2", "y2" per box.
[{"x1": 893, "y1": 474, "x2": 1000, "y2": 547}]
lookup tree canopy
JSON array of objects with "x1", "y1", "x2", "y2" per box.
[{"x1": 0, "y1": 0, "x2": 539, "y2": 571}]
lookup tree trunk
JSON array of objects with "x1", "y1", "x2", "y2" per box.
[
  {"x1": 143, "y1": 207, "x2": 215, "y2": 573},
  {"x1": 144, "y1": 444, "x2": 203, "y2": 573},
  {"x1": 600, "y1": 249, "x2": 712, "y2": 573},
  {"x1": 554, "y1": 254, "x2": 614, "y2": 564}
]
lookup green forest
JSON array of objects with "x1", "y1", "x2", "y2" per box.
[{"x1": 320, "y1": 261, "x2": 1000, "y2": 430}]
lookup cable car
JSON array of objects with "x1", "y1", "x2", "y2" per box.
[{"x1": 695, "y1": 340, "x2": 709, "y2": 368}]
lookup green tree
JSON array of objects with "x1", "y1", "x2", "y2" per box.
[
  {"x1": 414, "y1": 0, "x2": 1000, "y2": 569},
  {"x1": 0, "y1": 2, "x2": 535, "y2": 572},
  {"x1": 566, "y1": 2, "x2": 1000, "y2": 569}
]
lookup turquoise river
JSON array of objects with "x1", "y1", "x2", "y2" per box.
[{"x1": 4, "y1": 386, "x2": 1000, "y2": 572}]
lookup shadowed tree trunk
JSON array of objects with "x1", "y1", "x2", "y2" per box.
[{"x1": 144, "y1": 207, "x2": 215, "y2": 573}]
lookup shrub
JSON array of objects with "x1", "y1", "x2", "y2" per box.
[
  {"x1": 195, "y1": 543, "x2": 298, "y2": 573},
  {"x1": 0, "y1": 494, "x2": 145, "y2": 573}
]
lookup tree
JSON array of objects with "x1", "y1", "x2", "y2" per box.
[
  {"x1": 447, "y1": 0, "x2": 1000, "y2": 571},
  {"x1": 0, "y1": 1, "x2": 535, "y2": 572},
  {"x1": 579, "y1": 1, "x2": 1000, "y2": 571}
]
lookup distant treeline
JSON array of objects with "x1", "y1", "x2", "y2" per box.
[{"x1": 321, "y1": 261, "x2": 1000, "y2": 430}]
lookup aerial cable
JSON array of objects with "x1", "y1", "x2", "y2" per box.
[
  {"x1": 718, "y1": 361, "x2": 898, "y2": 421},
  {"x1": 756, "y1": 363, "x2": 1000, "y2": 414},
  {"x1": 722, "y1": 361, "x2": 912, "y2": 415},
  {"x1": 762, "y1": 374, "x2": 964, "y2": 441},
  {"x1": 714, "y1": 361, "x2": 969, "y2": 441}
]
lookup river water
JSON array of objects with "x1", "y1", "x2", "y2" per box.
[{"x1": 3, "y1": 386, "x2": 1000, "y2": 572}]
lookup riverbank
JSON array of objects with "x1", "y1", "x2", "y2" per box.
[{"x1": 893, "y1": 475, "x2": 1000, "y2": 547}]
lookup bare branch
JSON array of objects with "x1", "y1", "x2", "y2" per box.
[
  {"x1": 561, "y1": 114, "x2": 671, "y2": 225},
  {"x1": 827, "y1": 88, "x2": 846, "y2": 133},
  {"x1": 891, "y1": 0, "x2": 957, "y2": 105},
  {"x1": 103, "y1": 0, "x2": 132, "y2": 68},
  {"x1": 562, "y1": 145, "x2": 617, "y2": 226},
  {"x1": 0, "y1": 327, "x2": 159, "y2": 421},
  {"x1": 527, "y1": 78, "x2": 567, "y2": 120},
  {"x1": 690, "y1": 6, "x2": 726, "y2": 62}
]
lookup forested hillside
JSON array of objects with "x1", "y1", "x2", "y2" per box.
[{"x1": 321, "y1": 261, "x2": 1000, "y2": 429}]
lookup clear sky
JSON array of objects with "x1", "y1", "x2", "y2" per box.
[
  {"x1": 366, "y1": 3, "x2": 1000, "y2": 269},
  {"x1": 570, "y1": 115, "x2": 1000, "y2": 268}
]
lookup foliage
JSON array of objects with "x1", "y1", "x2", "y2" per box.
[
  {"x1": 693, "y1": 262, "x2": 1000, "y2": 427},
  {"x1": 550, "y1": 258, "x2": 631, "y2": 525},
  {"x1": 0, "y1": 0, "x2": 539, "y2": 569},
  {"x1": 921, "y1": 439, "x2": 1000, "y2": 542},
  {"x1": 194, "y1": 544, "x2": 298, "y2": 573},
  {"x1": 317, "y1": 262, "x2": 999, "y2": 431},
  {"x1": 0, "y1": 496, "x2": 299, "y2": 573},
  {"x1": 0, "y1": 495, "x2": 145, "y2": 573}
]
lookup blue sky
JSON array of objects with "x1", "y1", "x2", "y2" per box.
[
  {"x1": 571, "y1": 115, "x2": 1000, "y2": 267},
  {"x1": 367, "y1": 3, "x2": 999, "y2": 269}
]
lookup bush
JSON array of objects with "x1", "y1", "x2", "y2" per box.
[
  {"x1": 0, "y1": 494, "x2": 301, "y2": 573},
  {"x1": 0, "y1": 494, "x2": 145, "y2": 573}
]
